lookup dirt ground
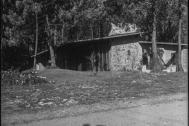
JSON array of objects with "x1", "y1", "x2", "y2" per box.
[
  {"x1": 20, "y1": 99, "x2": 187, "y2": 126},
  {"x1": 1, "y1": 70, "x2": 188, "y2": 126},
  {"x1": 1, "y1": 93, "x2": 187, "y2": 126},
  {"x1": 2, "y1": 70, "x2": 187, "y2": 113}
]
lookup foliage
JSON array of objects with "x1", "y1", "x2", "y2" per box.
[
  {"x1": 1, "y1": 44, "x2": 32, "y2": 71},
  {"x1": 1, "y1": 70, "x2": 48, "y2": 87},
  {"x1": 2, "y1": 0, "x2": 42, "y2": 70},
  {"x1": 108, "y1": 0, "x2": 187, "y2": 43}
]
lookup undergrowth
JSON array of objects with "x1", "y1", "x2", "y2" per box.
[{"x1": 1, "y1": 70, "x2": 48, "y2": 87}]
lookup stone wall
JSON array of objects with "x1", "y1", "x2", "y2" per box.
[
  {"x1": 108, "y1": 23, "x2": 138, "y2": 36},
  {"x1": 182, "y1": 49, "x2": 188, "y2": 72},
  {"x1": 109, "y1": 37, "x2": 142, "y2": 71}
]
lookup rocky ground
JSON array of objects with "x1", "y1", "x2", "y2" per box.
[{"x1": 1, "y1": 69, "x2": 188, "y2": 125}]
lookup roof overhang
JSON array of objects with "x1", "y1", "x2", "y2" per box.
[
  {"x1": 59, "y1": 32, "x2": 143, "y2": 46},
  {"x1": 31, "y1": 32, "x2": 143, "y2": 57},
  {"x1": 139, "y1": 41, "x2": 188, "y2": 46}
]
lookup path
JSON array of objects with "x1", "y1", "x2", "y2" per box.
[{"x1": 19, "y1": 99, "x2": 187, "y2": 126}]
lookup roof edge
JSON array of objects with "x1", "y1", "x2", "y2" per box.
[
  {"x1": 139, "y1": 41, "x2": 188, "y2": 46},
  {"x1": 59, "y1": 32, "x2": 143, "y2": 46},
  {"x1": 31, "y1": 32, "x2": 143, "y2": 57}
]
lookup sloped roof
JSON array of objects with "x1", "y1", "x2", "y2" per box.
[
  {"x1": 31, "y1": 32, "x2": 142, "y2": 57},
  {"x1": 139, "y1": 41, "x2": 188, "y2": 46},
  {"x1": 59, "y1": 32, "x2": 143, "y2": 46},
  {"x1": 31, "y1": 32, "x2": 187, "y2": 57}
]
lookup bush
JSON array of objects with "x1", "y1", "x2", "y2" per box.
[{"x1": 1, "y1": 70, "x2": 48, "y2": 87}]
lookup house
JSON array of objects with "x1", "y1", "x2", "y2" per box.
[
  {"x1": 31, "y1": 31, "x2": 188, "y2": 72},
  {"x1": 139, "y1": 41, "x2": 188, "y2": 72}
]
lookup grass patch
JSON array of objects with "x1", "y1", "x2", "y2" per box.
[{"x1": 1, "y1": 69, "x2": 187, "y2": 115}]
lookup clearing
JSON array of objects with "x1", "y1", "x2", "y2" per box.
[{"x1": 1, "y1": 69, "x2": 188, "y2": 125}]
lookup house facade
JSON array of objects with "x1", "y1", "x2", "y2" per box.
[
  {"x1": 32, "y1": 32, "x2": 188, "y2": 72},
  {"x1": 139, "y1": 41, "x2": 188, "y2": 72}
]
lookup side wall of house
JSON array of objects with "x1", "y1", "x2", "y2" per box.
[
  {"x1": 109, "y1": 35, "x2": 143, "y2": 71},
  {"x1": 54, "y1": 41, "x2": 110, "y2": 71},
  {"x1": 182, "y1": 48, "x2": 188, "y2": 72},
  {"x1": 140, "y1": 43, "x2": 188, "y2": 71},
  {"x1": 65, "y1": 41, "x2": 110, "y2": 71},
  {"x1": 56, "y1": 52, "x2": 67, "y2": 69},
  {"x1": 140, "y1": 43, "x2": 178, "y2": 62}
]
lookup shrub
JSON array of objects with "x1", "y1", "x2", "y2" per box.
[{"x1": 1, "y1": 70, "x2": 48, "y2": 87}]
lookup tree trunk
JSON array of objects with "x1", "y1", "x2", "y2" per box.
[
  {"x1": 99, "y1": 19, "x2": 101, "y2": 38},
  {"x1": 176, "y1": 0, "x2": 184, "y2": 71},
  {"x1": 46, "y1": 15, "x2": 56, "y2": 67},
  {"x1": 76, "y1": 30, "x2": 79, "y2": 41},
  {"x1": 90, "y1": 23, "x2": 93, "y2": 39},
  {"x1": 28, "y1": 41, "x2": 30, "y2": 69},
  {"x1": 151, "y1": 10, "x2": 163, "y2": 72},
  {"x1": 168, "y1": 20, "x2": 171, "y2": 42},
  {"x1": 54, "y1": 24, "x2": 57, "y2": 61},
  {"x1": 62, "y1": 22, "x2": 64, "y2": 42},
  {"x1": 33, "y1": 9, "x2": 38, "y2": 70},
  {"x1": 49, "y1": 43, "x2": 56, "y2": 67}
]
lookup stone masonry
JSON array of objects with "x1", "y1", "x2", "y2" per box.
[
  {"x1": 109, "y1": 37, "x2": 143, "y2": 71},
  {"x1": 182, "y1": 49, "x2": 188, "y2": 72}
]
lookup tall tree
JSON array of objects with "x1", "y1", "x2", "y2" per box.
[
  {"x1": 150, "y1": 0, "x2": 163, "y2": 71},
  {"x1": 2, "y1": 0, "x2": 35, "y2": 71},
  {"x1": 166, "y1": 0, "x2": 187, "y2": 71},
  {"x1": 176, "y1": 0, "x2": 185, "y2": 71},
  {"x1": 33, "y1": 2, "x2": 40, "y2": 69},
  {"x1": 45, "y1": 0, "x2": 86, "y2": 67},
  {"x1": 105, "y1": 0, "x2": 164, "y2": 71}
]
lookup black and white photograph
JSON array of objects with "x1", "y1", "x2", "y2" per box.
[{"x1": 1, "y1": 0, "x2": 188, "y2": 126}]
